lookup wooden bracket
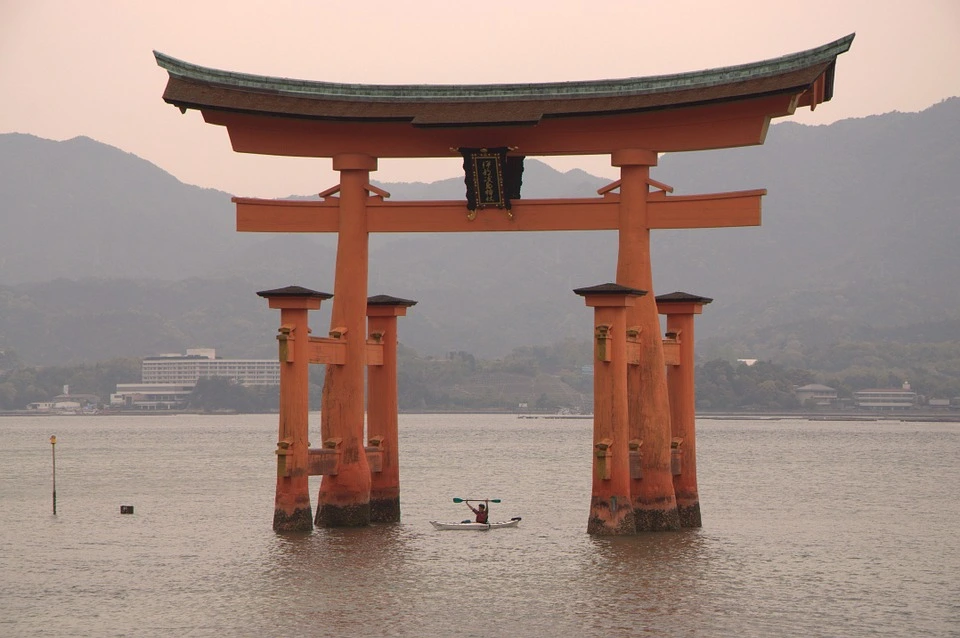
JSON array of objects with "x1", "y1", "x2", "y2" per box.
[
  {"x1": 319, "y1": 183, "x2": 391, "y2": 201},
  {"x1": 307, "y1": 438, "x2": 343, "y2": 476},
  {"x1": 596, "y1": 177, "x2": 674, "y2": 197}
]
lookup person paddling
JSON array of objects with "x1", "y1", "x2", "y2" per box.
[{"x1": 467, "y1": 501, "x2": 488, "y2": 524}]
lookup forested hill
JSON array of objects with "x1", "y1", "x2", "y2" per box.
[{"x1": 1, "y1": 98, "x2": 958, "y2": 365}]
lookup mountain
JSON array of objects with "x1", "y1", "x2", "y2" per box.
[
  {"x1": 650, "y1": 99, "x2": 960, "y2": 357},
  {"x1": 1, "y1": 98, "x2": 958, "y2": 365},
  {"x1": 0, "y1": 134, "x2": 262, "y2": 282}
]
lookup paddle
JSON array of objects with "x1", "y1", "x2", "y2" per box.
[{"x1": 454, "y1": 497, "x2": 497, "y2": 525}]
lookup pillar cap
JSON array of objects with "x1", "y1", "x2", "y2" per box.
[
  {"x1": 257, "y1": 285, "x2": 331, "y2": 309},
  {"x1": 257, "y1": 285, "x2": 332, "y2": 300},
  {"x1": 656, "y1": 291, "x2": 712, "y2": 315},
  {"x1": 655, "y1": 291, "x2": 713, "y2": 305},
  {"x1": 574, "y1": 283, "x2": 647, "y2": 298},
  {"x1": 367, "y1": 294, "x2": 418, "y2": 308}
]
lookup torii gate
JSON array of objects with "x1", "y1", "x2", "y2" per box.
[{"x1": 155, "y1": 34, "x2": 852, "y2": 535}]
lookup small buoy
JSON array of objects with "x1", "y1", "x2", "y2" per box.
[{"x1": 120, "y1": 505, "x2": 134, "y2": 515}]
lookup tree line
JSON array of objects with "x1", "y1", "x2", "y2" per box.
[{"x1": 2, "y1": 337, "x2": 959, "y2": 413}]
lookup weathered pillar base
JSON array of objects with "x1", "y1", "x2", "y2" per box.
[
  {"x1": 316, "y1": 503, "x2": 371, "y2": 527},
  {"x1": 587, "y1": 497, "x2": 636, "y2": 536},
  {"x1": 677, "y1": 502, "x2": 702, "y2": 528},
  {"x1": 369, "y1": 496, "x2": 400, "y2": 523},
  {"x1": 633, "y1": 500, "x2": 682, "y2": 532},
  {"x1": 273, "y1": 506, "x2": 313, "y2": 533}
]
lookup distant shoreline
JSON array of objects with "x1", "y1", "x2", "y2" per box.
[{"x1": 4, "y1": 409, "x2": 958, "y2": 423}]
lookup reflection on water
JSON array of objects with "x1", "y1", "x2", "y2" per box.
[{"x1": 1, "y1": 414, "x2": 958, "y2": 637}]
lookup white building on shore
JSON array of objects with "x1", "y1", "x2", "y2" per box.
[
  {"x1": 110, "y1": 349, "x2": 279, "y2": 410},
  {"x1": 141, "y1": 348, "x2": 279, "y2": 386}
]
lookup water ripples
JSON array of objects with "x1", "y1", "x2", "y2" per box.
[{"x1": 1, "y1": 414, "x2": 958, "y2": 636}]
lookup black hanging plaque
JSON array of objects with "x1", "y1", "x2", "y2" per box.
[{"x1": 460, "y1": 147, "x2": 509, "y2": 212}]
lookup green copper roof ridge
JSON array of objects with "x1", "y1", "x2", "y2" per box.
[{"x1": 154, "y1": 33, "x2": 853, "y2": 103}]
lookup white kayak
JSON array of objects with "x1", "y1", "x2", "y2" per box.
[{"x1": 430, "y1": 517, "x2": 522, "y2": 530}]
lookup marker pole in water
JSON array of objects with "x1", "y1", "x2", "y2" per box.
[{"x1": 49, "y1": 435, "x2": 57, "y2": 516}]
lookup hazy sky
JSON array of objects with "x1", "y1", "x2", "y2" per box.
[{"x1": 2, "y1": 1, "x2": 958, "y2": 197}]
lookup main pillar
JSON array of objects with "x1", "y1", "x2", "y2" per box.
[
  {"x1": 317, "y1": 154, "x2": 377, "y2": 527},
  {"x1": 613, "y1": 149, "x2": 681, "y2": 531},
  {"x1": 575, "y1": 283, "x2": 643, "y2": 536},
  {"x1": 657, "y1": 292, "x2": 712, "y2": 528},
  {"x1": 366, "y1": 295, "x2": 417, "y2": 522},
  {"x1": 257, "y1": 286, "x2": 331, "y2": 532}
]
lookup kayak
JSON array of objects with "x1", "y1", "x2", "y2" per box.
[{"x1": 430, "y1": 517, "x2": 522, "y2": 530}]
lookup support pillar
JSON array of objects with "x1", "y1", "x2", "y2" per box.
[
  {"x1": 575, "y1": 283, "x2": 643, "y2": 536},
  {"x1": 612, "y1": 149, "x2": 681, "y2": 531},
  {"x1": 318, "y1": 153, "x2": 378, "y2": 527},
  {"x1": 366, "y1": 295, "x2": 417, "y2": 523},
  {"x1": 657, "y1": 292, "x2": 712, "y2": 528},
  {"x1": 257, "y1": 286, "x2": 331, "y2": 532}
]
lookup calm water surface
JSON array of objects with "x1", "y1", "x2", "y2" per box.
[{"x1": 1, "y1": 414, "x2": 958, "y2": 637}]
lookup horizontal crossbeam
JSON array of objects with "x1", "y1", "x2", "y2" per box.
[
  {"x1": 235, "y1": 189, "x2": 764, "y2": 234},
  {"x1": 298, "y1": 336, "x2": 383, "y2": 366}
]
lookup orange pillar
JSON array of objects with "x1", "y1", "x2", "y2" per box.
[
  {"x1": 317, "y1": 154, "x2": 377, "y2": 527},
  {"x1": 613, "y1": 149, "x2": 681, "y2": 531},
  {"x1": 366, "y1": 294, "x2": 417, "y2": 523},
  {"x1": 575, "y1": 283, "x2": 642, "y2": 536},
  {"x1": 257, "y1": 286, "x2": 330, "y2": 532},
  {"x1": 657, "y1": 292, "x2": 712, "y2": 528}
]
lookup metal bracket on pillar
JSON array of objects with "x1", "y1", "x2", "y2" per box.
[
  {"x1": 365, "y1": 331, "x2": 385, "y2": 366},
  {"x1": 595, "y1": 438, "x2": 613, "y2": 480},
  {"x1": 275, "y1": 439, "x2": 293, "y2": 477},
  {"x1": 595, "y1": 324, "x2": 612, "y2": 362},
  {"x1": 662, "y1": 330, "x2": 681, "y2": 366},
  {"x1": 629, "y1": 439, "x2": 643, "y2": 480},
  {"x1": 277, "y1": 324, "x2": 294, "y2": 363},
  {"x1": 365, "y1": 436, "x2": 384, "y2": 473},
  {"x1": 671, "y1": 438, "x2": 684, "y2": 475},
  {"x1": 626, "y1": 326, "x2": 642, "y2": 366}
]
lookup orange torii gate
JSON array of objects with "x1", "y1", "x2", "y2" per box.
[{"x1": 156, "y1": 34, "x2": 852, "y2": 534}]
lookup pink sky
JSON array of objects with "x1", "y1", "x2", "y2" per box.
[{"x1": 2, "y1": 0, "x2": 958, "y2": 197}]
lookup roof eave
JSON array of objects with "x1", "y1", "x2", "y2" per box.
[{"x1": 154, "y1": 33, "x2": 853, "y2": 118}]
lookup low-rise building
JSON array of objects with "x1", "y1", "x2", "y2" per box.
[
  {"x1": 854, "y1": 382, "x2": 917, "y2": 410},
  {"x1": 26, "y1": 388, "x2": 100, "y2": 414},
  {"x1": 110, "y1": 383, "x2": 195, "y2": 410},
  {"x1": 794, "y1": 384, "x2": 838, "y2": 407}
]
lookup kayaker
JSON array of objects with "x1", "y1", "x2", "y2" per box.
[{"x1": 467, "y1": 502, "x2": 488, "y2": 524}]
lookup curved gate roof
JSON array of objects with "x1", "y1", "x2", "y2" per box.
[{"x1": 155, "y1": 34, "x2": 853, "y2": 156}]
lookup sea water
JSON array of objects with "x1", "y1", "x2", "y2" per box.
[{"x1": 1, "y1": 414, "x2": 958, "y2": 637}]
